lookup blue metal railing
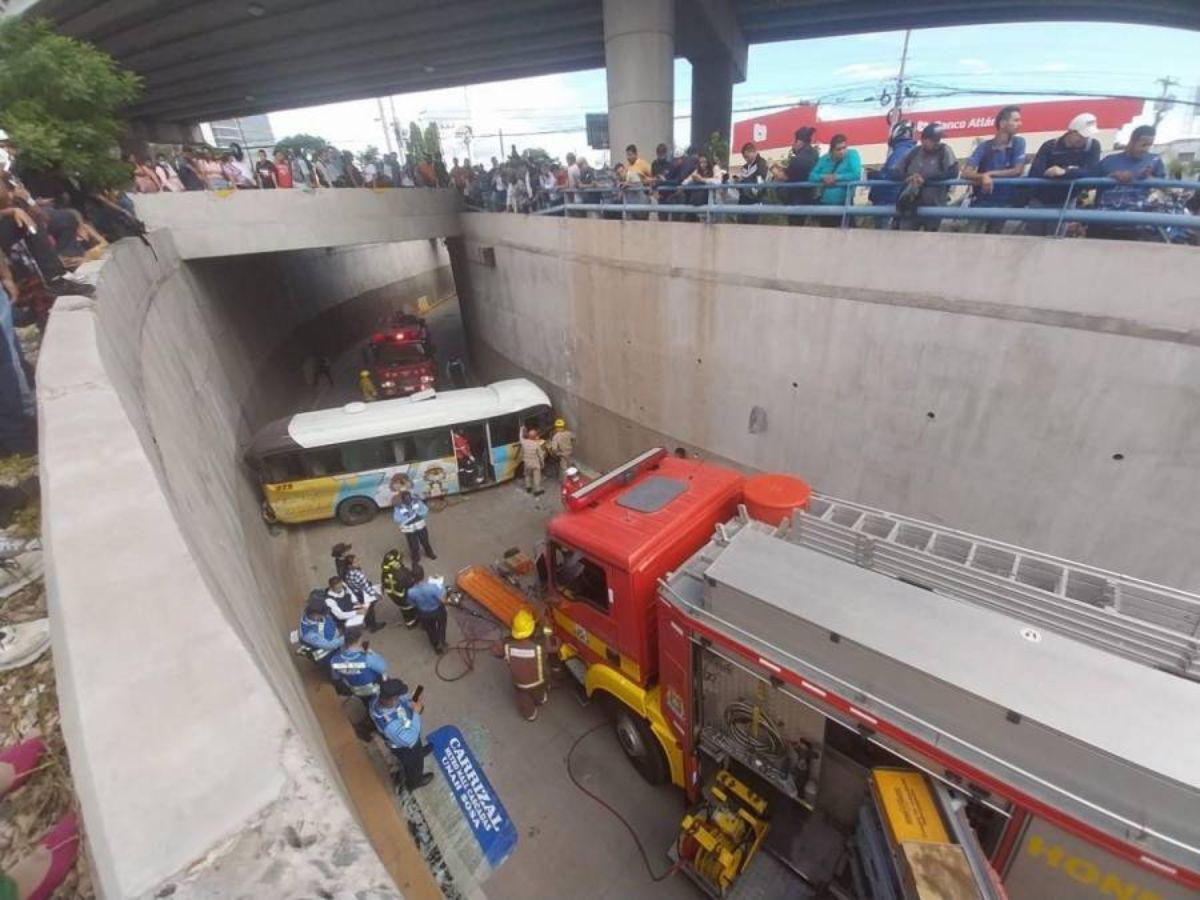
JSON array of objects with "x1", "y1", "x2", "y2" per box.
[{"x1": 522, "y1": 176, "x2": 1199, "y2": 241}]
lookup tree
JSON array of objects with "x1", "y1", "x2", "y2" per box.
[
  {"x1": 521, "y1": 147, "x2": 561, "y2": 170},
  {"x1": 406, "y1": 121, "x2": 426, "y2": 163},
  {"x1": 0, "y1": 18, "x2": 141, "y2": 189},
  {"x1": 423, "y1": 122, "x2": 442, "y2": 161},
  {"x1": 274, "y1": 133, "x2": 327, "y2": 157},
  {"x1": 357, "y1": 145, "x2": 379, "y2": 167},
  {"x1": 703, "y1": 130, "x2": 730, "y2": 168}
]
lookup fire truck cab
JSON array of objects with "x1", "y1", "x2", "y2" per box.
[
  {"x1": 366, "y1": 314, "x2": 436, "y2": 398},
  {"x1": 546, "y1": 448, "x2": 1200, "y2": 898}
]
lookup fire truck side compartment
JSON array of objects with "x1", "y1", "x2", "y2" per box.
[{"x1": 662, "y1": 521, "x2": 1200, "y2": 878}]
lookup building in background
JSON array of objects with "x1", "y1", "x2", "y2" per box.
[
  {"x1": 202, "y1": 114, "x2": 275, "y2": 152},
  {"x1": 732, "y1": 97, "x2": 1144, "y2": 168}
]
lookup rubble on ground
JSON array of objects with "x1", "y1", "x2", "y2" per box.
[{"x1": 0, "y1": 456, "x2": 95, "y2": 898}]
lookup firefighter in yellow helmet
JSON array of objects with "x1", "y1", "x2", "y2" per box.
[
  {"x1": 493, "y1": 609, "x2": 558, "y2": 721},
  {"x1": 358, "y1": 369, "x2": 378, "y2": 402},
  {"x1": 547, "y1": 417, "x2": 575, "y2": 473}
]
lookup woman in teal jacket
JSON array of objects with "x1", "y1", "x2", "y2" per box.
[{"x1": 809, "y1": 133, "x2": 863, "y2": 222}]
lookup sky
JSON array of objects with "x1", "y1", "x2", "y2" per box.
[{"x1": 261, "y1": 21, "x2": 1200, "y2": 163}]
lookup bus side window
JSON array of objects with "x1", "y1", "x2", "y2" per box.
[
  {"x1": 263, "y1": 453, "x2": 305, "y2": 482},
  {"x1": 412, "y1": 428, "x2": 452, "y2": 461},
  {"x1": 303, "y1": 447, "x2": 343, "y2": 477},
  {"x1": 390, "y1": 437, "x2": 418, "y2": 464},
  {"x1": 341, "y1": 440, "x2": 390, "y2": 472},
  {"x1": 489, "y1": 414, "x2": 519, "y2": 446},
  {"x1": 552, "y1": 542, "x2": 609, "y2": 614}
]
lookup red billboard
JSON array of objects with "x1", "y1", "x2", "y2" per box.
[{"x1": 733, "y1": 97, "x2": 1144, "y2": 152}]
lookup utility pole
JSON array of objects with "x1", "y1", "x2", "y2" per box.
[
  {"x1": 376, "y1": 97, "x2": 394, "y2": 153},
  {"x1": 889, "y1": 29, "x2": 912, "y2": 125},
  {"x1": 1153, "y1": 76, "x2": 1180, "y2": 127},
  {"x1": 388, "y1": 95, "x2": 403, "y2": 159}
]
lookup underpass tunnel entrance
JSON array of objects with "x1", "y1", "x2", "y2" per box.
[{"x1": 186, "y1": 237, "x2": 693, "y2": 899}]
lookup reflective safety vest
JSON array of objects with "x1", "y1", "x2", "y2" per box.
[
  {"x1": 369, "y1": 696, "x2": 420, "y2": 748},
  {"x1": 330, "y1": 648, "x2": 384, "y2": 696},
  {"x1": 504, "y1": 637, "x2": 545, "y2": 690}
]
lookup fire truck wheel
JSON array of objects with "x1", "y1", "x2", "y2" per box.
[
  {"x1": 336, "y1": 496, "x2": 377, "y2": 526},
  {"x1": 611, "y1": 704, "x2": 668, "y2": 785}
]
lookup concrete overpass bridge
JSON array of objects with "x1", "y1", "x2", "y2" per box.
[{"x1": 9, "y1": 0, "x2": 1200, "y2": 157}]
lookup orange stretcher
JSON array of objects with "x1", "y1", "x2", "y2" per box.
[{"x1": 455, "y1": 565, "x2": 535, "y2": 628}]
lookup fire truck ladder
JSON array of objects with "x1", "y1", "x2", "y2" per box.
[{"x1": 787, "y1": 495, "x2": 1200, "y2": 681}]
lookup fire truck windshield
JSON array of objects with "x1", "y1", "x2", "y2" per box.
[
  {"x1": 551, "y1": 542, "x2": 608, "y2": 612},
  {"x1": 372, "y1": 341, "x2": 428, "y2": 366}
]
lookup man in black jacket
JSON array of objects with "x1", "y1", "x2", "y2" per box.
[
  {"x1": 783, "y1": 127, "x2": 819, "y2": 225},
  {"x1": 1024, "y1": 113, "x2": 1102, "y2": 236},
  {"x1": 736, "y1": 141, "x2": 770, "y2": 223}
]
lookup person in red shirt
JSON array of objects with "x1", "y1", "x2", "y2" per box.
[{"x1": 273, "y1": 151, "x2": 294, "y2": 189}]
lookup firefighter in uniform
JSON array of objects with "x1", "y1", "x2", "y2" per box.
[
  {"x1": 381, "y1": 549, "x2": 419, "y2": 628},
  {"x1": 547, "y1": 418, "x2": 576, "y2": 473},
  {"x1": 494, "y1": 609, "x2": 558, "y2": 721}
]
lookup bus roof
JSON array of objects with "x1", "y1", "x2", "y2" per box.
[{"x1": 246, "y1": 379, "x2": 550, "y2": 457}]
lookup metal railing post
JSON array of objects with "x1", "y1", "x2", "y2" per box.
[{"x1": 1054, "y1": 182, "x2": 1076, "y2": 238}]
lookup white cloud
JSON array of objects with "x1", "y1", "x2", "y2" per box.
[
  {"x1": 957, "y1": 58, "x2": 992, "y2": 74},
  {"x1": 833, "y1": 62, "x2": 897, "y2": 80}
]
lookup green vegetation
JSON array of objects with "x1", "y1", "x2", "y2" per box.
[
  {"x1": 0, "y1": 18, "x2": 141, "y2": 190},
  {"x1": 273, "y1": 133, "x2": 327, "y2": 157}
]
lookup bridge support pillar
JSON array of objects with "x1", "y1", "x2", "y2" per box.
[
  {"x1": 690, "y1": 55, "x2": 735, "y2": 157},
  {"x1": 602, "y1": 0, "x2": 674, "y2": 165}
]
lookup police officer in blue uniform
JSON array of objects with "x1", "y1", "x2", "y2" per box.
[
  {"x1": 298, "y1": 595, "x2": 344, "y2": 674},
  {"x1": 370, "y1": 678, "x2": 434, "y2": 791},
  {"x1": 329, "y1": 628, "x2": 388, "y2": 704}
]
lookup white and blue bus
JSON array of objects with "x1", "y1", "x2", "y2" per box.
[{"x1": 244, "y1": 379, "x2": 552, "y2": 524}]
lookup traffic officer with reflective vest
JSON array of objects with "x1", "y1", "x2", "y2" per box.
[
  {"x1": 493, "y1": 609, "x2": 559, "y2": 721},
  {"x1": 370, "y1": 678, "x2": 434, "y2": 791},
  {"x1": 329, "y1": 628, "x2": 389, "y2": 705},
  {"x1": 298, "y1": 595, "x2": 344, "y2": 674},
  {"x1": 381, "y1": 549, "x2": 419, "y2": 628}
]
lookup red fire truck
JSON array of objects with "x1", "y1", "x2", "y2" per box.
[
  {"x1": 544, "y1": 448, "x2": 1200, "y2": 898},
  {"x1": 366, "y1": 313, "x2": 436, "y2": 398}
]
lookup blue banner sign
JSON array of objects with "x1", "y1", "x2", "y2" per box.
[{"x1": 428, "y1": 724, "x2": 518, "y2": 868}]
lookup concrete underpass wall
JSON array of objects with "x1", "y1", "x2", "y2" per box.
[
  {"x1": 455, "y1": 215, "x2": 1200, "y2": 591},
  {"x1": 39, "y1": 232, "x2": 449, "y2": 897}
]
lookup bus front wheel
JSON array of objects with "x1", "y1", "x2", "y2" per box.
[{"x1": 336, "y1": 497, "x2": 377, "y2": 526}]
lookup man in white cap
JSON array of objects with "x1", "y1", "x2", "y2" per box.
[{"x1": 1024, "y1": 113, "x2": 1102, "y2": 235}]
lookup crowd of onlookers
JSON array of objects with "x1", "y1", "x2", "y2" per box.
[
  {"x1": 123, "y1": 107, "x2": 1197, "y2": 242},
  {"x1": 1, "y1": 129, "x2": 149, "y2": 454},
  {"x1": 127, "y1": 143, "x2": 454, "y2": 192},
  {"x1": 541, "y1": 110, "x2": 1197, "y2": 241}
]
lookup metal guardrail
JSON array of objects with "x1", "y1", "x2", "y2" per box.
[
  {"x1": 790, "y1": 493, "x2": 1200, "y2": 680},
  {"x1": 525, "y1": 176, "x2": 1200, "y2": 240}
]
